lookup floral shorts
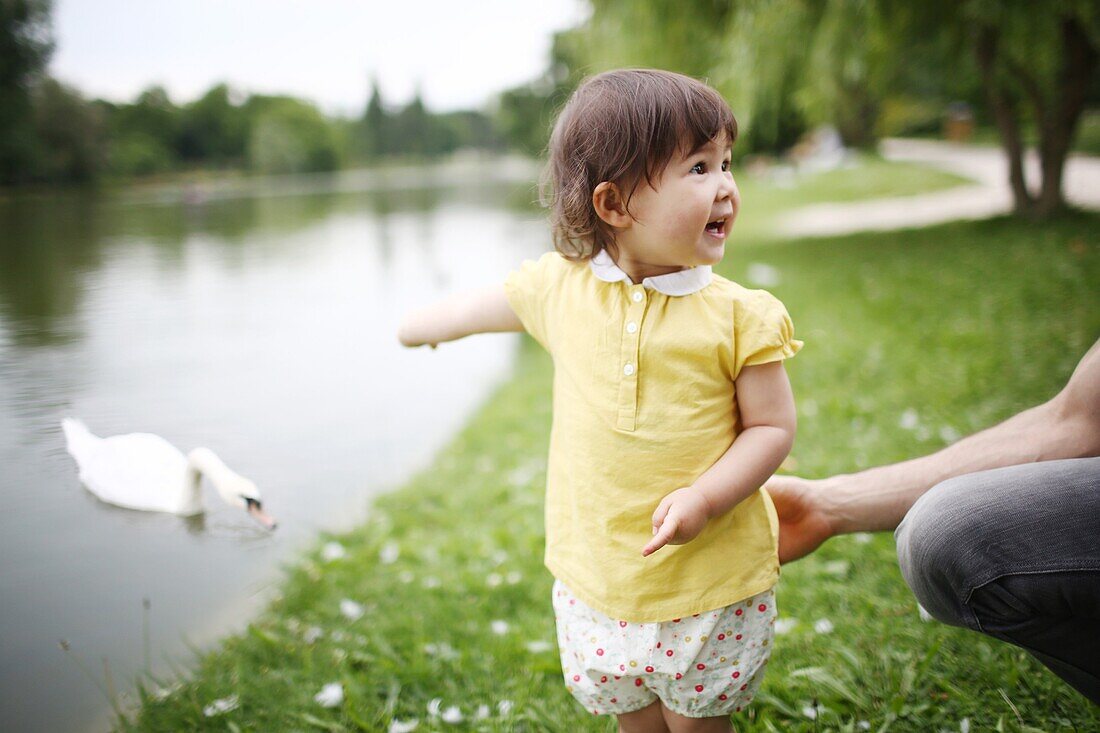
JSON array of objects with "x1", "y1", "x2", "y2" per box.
[{"x1": 552, "y1": 579, "x2": 776, "y2": 718}]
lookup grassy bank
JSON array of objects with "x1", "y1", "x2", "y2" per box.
[{"x1": 120, "y1": 207, "x2": 1098, "y2": 730}]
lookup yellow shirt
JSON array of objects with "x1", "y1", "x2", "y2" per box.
[{"x1": 504, "y1": 250, "x2": 802, "y2": 622}]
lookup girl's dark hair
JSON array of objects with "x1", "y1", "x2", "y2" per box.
[{"x1": 540, "y1": 68, "x2": 738, "y2": 261}]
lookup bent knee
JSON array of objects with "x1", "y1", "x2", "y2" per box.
[{"x1": 895, "y1": 474, "x2": 991, "y2": 628}]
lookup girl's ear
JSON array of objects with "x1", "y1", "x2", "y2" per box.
[{"x1": 592, "y1": 182, "x2": 633, "y2": 229}]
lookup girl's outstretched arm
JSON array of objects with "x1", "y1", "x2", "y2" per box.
[
  {"x1": 398, "y1": 284, "x2": 524, "y2": 348},
  {"x1": 643, "y1": 361, "x2": 796, "y2": 556}
]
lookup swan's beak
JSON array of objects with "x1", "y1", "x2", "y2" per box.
[{"x1": 246, "y1": 499, "x2": 277, "y2": 530}]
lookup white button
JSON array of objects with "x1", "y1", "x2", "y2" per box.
[
  {"x1": 623, "y1": 363, "x2": 635, "y2": 376},
  {"x1": 626, "y1": 321, "x2": 638, "y2": 334},
  {"x1": 632, "y1": 291, "x2": 643, "y2": 303}
]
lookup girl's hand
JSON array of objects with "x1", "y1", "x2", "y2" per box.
[{"x1": 641, "y1": 487, "x2": 713, "y2": 557}]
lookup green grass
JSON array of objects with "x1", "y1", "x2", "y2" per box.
[{"x1": 115, "y1": 176, "x2": 1099, "y2": 729}]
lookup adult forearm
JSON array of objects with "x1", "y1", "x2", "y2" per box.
[
  {"x1": 695, "y1": 425, "x2": 794, "y2": 517},
  {"x1": 822, "y1": 398, "x2": 1089, "y2": 534}
]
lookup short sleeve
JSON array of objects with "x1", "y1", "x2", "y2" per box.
[
  {"x1": 733, "y1": 289, "x2": 803, "y2": 377},
  {"x1": 503, "y1": 251, "x2": 560, "y2": 351}
]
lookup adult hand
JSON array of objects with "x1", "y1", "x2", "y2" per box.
[
  {"x1": 642, "y1": 487, "x2": 712, "y2": 557},
  {"x1": 763, "y1": 474, "x2": 837, "y2": 564}
]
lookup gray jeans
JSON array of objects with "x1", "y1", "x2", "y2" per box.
[{"x1": 895, "y1": 457, "x2": 1100, "y2": 704}]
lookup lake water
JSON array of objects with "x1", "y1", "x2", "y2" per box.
[{"x1": 0, "y1": 159, "x2": 547, "y2": 732}]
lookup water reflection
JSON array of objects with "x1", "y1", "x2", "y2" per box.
[{"x1": 0, "y1": 158, "x2": 547, "y2": 733}]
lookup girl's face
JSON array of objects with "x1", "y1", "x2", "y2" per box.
[{"x1": 614, "y1": 136, "x2": 739, "y2": 279}]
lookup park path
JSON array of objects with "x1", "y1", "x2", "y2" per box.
[{"x1": 778, "y1": 138, "x2": 1100, "y2": 237}]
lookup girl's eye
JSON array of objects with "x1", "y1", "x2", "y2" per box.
[
  {"x1": 691, "y1": 162, "x2": 706, "y2": 174},
  {"x1": 722, "y1": 160, "x2": 731, "y2": 172}
]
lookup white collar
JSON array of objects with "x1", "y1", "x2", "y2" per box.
[{"x1": 589, "y1": 248, "x2": 712, "y2": 296}]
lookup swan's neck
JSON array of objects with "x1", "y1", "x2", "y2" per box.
[{"x1": 187, "y1": 448, "x2": 245, "y2": 508}]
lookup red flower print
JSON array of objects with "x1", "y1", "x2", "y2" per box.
[
  {"x1": 719, "y1": 694, "x2": 728, "y2": 701},
  {"x1": 611, "y1": 697, "x2": 618, "y2": 704},
  {"x1": 619, "y1": 664, "x2": 626, "y2": 671},
  {"x1": 666, "y1": 650, "x2": 674, "y2": 657},
  {"x1": 694, "y1": 685, "x2": 704, "y2": 693},
  {"x1": 645, "y1": 666, "x2": 654, "y2": 673},
  {"x1": 740, "y1": 684, "x2": 748, "y2": 691},
  {"x1": 600, "y1": 676, "x2": 607, "y2": 683},
  {"x1": 693, "y1": 614, "x2": 700, "y2": 618},
  {"x1": 697, "y1": 663, "x2": 706, "y2": 670},
  {"x1": 634, "y1": 678, "x2": 643, "y2": 687},
  {"x1": 735, "y1": 609, "x2": 743, "y2": 616},
  {"x1": 732, "y1": 671, "x2": 740, "y2": 679},
  {"x1": 619, "y1": 621, "x2": 627, "y2": 627},
  {"x1": 758, "y1": 604, "x2": 767, "y2": 612},
  {"x1": 717, "y1": 634, "x2": 725, "y2": 640},
  {"x1": 656, "y1": 642, "x2": 662, "y2": 648},
  {"x1": 569, "y1": 599, "x2": 575, "y2": 605},
  {"x1": 735, "y1": 634, "x2": 742, "y2": 641},
  {"x1": 596, "y1": 648, "x2": 604, "y2": 656},
  {"x1": 673, "y1": 618, "x2": 681, "y2": 623},
  {"x1": 573, "y1": 674, "x2": 581, "y2": 682},
  {"x1": 675, "y1": 673, "x2": 683, "y2": 680}
]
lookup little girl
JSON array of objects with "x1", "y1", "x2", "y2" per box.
[{"x1": 398, "y1": 69, "x2": 801, "y2": 733}]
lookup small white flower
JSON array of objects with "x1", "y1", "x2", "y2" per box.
[
  {"x1": 813, "y1": 618, "x2": 834, "y2": 634},
  {"x1": 398, "y1": 570, "x2": 415, "y2": 584},
  {"x1": 505, "y1": 571, "x2": 522, "y2": 584},
  {"x1": 340, "y1": 599, "x2": 364, "y2": 621},
  {"x1": 525, "y1": 640, "x2": 553, "y2": 653},
  {"x1": 858, "y1": 721, "x2": 871, "y2": 731},
  {"x1": 314, "y1": 682, "x2": 344, "y2": 708},
  {"x1": 801, "y1": 706, "x2": 817, "y2": 720},
  {"x1": 940, "y1": 426, "x2": 962, "y2": 444},
  {"x1": 853, "y1": 532, "x2": 873, "y2": 544},
  {"x1": 152, "y1": 683, "x2": 181, "y2": 701},
  {"x1": 960, "y1": 717, "x2": 970, "y2": 733},
  {"x1": 424, "y1": 642, "x2": 459, "y2": 660},
  {"x1": 303, "y1": 626, "x2": 324, "y2": 644},
  {"x1": 321, "y1": 542, "x2": 346, "y2": 562},
  {"x1": 918, "y1": 603, "x2": 934, "y2": 623},
  {"x1": 823, "y1": 560, "x2": 849, "y2": 576},
  {"x1": 746, "y1": 262, "x2": 781, "y2": 287},
  {"x1": 475, "y1": 704, "x2": 491, "y2": 719},
  {"x1": 899, "y1": 408, "x2": 919, "y2": 430},
  {"x1": 203, "y1": 695, "x2": 239, "y2": 717},
  {"x1": 380, "y1": 542, "x2": 400, "y2": 564},
  {"x1": 441, "y1": 705, "x2": 463, "y2": 724},
  {"x1": 491, "y1": 620, "x2": 509, "y2": 635},
  {"x1": 423, "y1": 576, "x2": 441, "y2": 589},
  {"x1": 774, "y1": 617, "x2": 798, "y2": 635},
  {"x1": 427, "y1": 698, "x2": 443, "y2": 717},
  {"x1": 486, "y1": 573, "x2": 503, "y2": 588},
  {"x1": 498, "y1": 700, "x2": 514, "y2": 716},
  {"x1": 389, "y1": 719, "x2": 419, "y2": 733}
]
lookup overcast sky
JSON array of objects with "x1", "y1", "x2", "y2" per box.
[{"x1": 48, "y1": 0, "x2": 588, "y2": 116}]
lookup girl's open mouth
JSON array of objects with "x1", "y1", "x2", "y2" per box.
[{"x1": 705, "y1": 217, "x2": 727, "y2": 237}]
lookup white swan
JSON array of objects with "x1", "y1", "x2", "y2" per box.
[{"x1": 61, "y1": 418, "x2": 276, "y2": 529}]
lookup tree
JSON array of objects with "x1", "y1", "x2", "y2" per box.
[
  {"x1": 177, "y1": 84, "x2": 248, "y2": 165},
  {"x1": 245, "y1": 96, "x2": 339, "y2": 173},
  {"x1": 0, "y1": 0, "x2": 53, "y2": 184},
  {"x1": 884, "y1": 1, "x2": 1099, "y2": 218},
  {"x1": 30, "y1": 77, "x2": 105, "y2": 181}
]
